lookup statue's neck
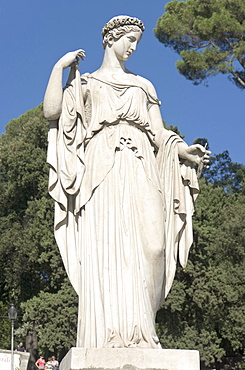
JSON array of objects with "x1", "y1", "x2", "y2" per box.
[{"x1": 99, "y1": 48, "x2": 126, "y2": 73}]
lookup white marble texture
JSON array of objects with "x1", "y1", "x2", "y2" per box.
[
  {"x1": 59, "y1": 348, "x2": 200, "y2": 370},
  {"x1": 44, "y1": 15, "x2": 210, "y2": 349}
]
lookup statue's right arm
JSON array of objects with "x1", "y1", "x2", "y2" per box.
[{"x1": 43, "y1": 49, "x2": 85, "y2": 120}]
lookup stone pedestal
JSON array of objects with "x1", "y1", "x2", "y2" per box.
[
  {"x1": 60, "y1": 347, "x2": 200, "y2": 370},
  {"x1": 0, "y1": 349, "x2": 30, "y2": 370}
]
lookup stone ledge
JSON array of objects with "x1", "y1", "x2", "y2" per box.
[
  {"x1": 60, "y1": 347, "x2": 200, "y2": 370},
  {"x1": 0, "y1": 349, "x2": 30, "y2": 370}
]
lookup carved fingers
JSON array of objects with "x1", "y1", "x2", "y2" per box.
[
  {"x1": 75, "y1": 49, "x2": 86, "y2": 61},
  {"x1": 56, "y1": 49, "x2": 86, "y2": 69},
  {"x1": 186, "y1": 144, "x2": 211, "y2": 166}
]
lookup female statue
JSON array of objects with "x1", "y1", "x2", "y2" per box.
[{"x1": 44, "y1": 15, "x2": 209, "y2": 349}]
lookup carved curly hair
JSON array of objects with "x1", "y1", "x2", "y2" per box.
[{"x1": 102, "y1": 15, "x2": 144, "y2": 49}]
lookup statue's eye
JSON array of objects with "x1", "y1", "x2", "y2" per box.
[{"x1": 128, "y1": 36, "x2": 136, "y2": 42}]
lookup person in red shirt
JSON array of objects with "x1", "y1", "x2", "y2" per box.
[{"x1": 35, "y1": 355, "x2": 45, "y2": 369}]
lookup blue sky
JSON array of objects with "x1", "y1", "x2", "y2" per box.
[{"x1": 1, "y1": 0, "x2": 244, "y2": 164}]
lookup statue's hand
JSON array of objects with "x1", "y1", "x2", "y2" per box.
[
  {"x1": 55, "y1": 49, "x2": 86, "y2": 69},
  {"x1": 184, "y1": 144, "x2": 211, "y2": 167}
]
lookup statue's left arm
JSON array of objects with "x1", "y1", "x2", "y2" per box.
[
  {"x1": 145, "y1": 78, "x2": 210, "y2": 300},
  {"x1": 145, "y1": 81, "x2": 211, "y2": 165}
]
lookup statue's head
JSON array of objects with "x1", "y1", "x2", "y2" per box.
[{"x1": 102, "y1": 15, "x2": 145, "y2": 49}]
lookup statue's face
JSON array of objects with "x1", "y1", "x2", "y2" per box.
[{"x1": 111, "y1": 31, "x2": 141, "y2": 61}]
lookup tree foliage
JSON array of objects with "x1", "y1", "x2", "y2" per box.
[
  {"x1": 194, "y1": 138, "x2": 245, "y2": 192},
  {"x1": 0, "y1": 106, "x2": 73, "y2": 364},
  {"x1": 157, "y1": 155, "x2": 245, "y2": 368},
  {"x1": 0, "y1": 301, "x2": 11, "y2": 349},
  {"x1": 154, "y1": 0, "x2": 245, "y2": 88},
  {"x1": 204, "y1": 150, "x2": 245, "y2": 192},
  {"x1": 0, "y1": 105, "x2": 67, "y2": 308},
  {"x1": 16, "y1": 280, "x2": 78, "y2": 358}
]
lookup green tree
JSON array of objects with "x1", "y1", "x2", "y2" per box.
[
  {"x1": 0, "y1": 301, "x2": 11, "y2": 349},
  {"x1": 194, "y1": 138, "x2": 245, "y2": 192},
  {"x1": 154, "y1": 0, "x2": 245, "y2": 88},
  {"x1": 0, "y1": 105, "x2": 67, "y2": 308},
  {"x1": 157, "y1": 177, "x2": 245, "y2": 369},
  {"x1": 204, "y1": 150, "x2": 245, "y2": 192},
  {"x1": 16, "y1": 279, "x2": 78, "y2": 364},
  {"x1": 0, "y1": 105, "x2": 77, "y2": 366}
]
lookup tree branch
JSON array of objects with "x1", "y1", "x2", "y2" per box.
[
  {"x1": 188, "y1": 41, "x2": 212, "y2": 49},
  {"x1": 225, "y1": 37, "x2": 245, "y2": 69},
  {"x1": 210, "y1": 41, "x2": 219, "y2": 49},
  {"x1": 237, "y1": 57, "x2": 245, "y2": 70},
  {"x1": 230, "y1": 71, "x2": 245, "y2": 88},
  {"x1": 225, "y1": 37, "x2": 234, "y2": 49}
]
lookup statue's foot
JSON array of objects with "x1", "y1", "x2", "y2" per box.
[{"x1": 106, "y1": 341, "x2": 124, "y2": 348}]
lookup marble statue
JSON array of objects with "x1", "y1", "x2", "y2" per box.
[{"x1": 43, "y1": 15, "x2": 210, "y2": 349}]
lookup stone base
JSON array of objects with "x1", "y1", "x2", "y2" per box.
[
  {"x1": 0, "y1": 349, "x2": 30, "y2": 370},
  {"x1": 60, "y1": 347, "x2": 200, "y2": 370}
]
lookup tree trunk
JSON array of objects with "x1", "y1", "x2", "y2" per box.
[{"x1": 26, "y1": 327, "x2": 38, "y2": 370}]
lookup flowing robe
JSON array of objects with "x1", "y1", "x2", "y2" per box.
[{"x1": 47, "y1": 66, "x2": 199, "y2": 348}]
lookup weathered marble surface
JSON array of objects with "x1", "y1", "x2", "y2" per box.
[
  {"x1": 44, "y1": 15, "x2": 210, "y2": 349},
  {"x1": 59, "y1": 348, "x2": 200, "y2": 370}
]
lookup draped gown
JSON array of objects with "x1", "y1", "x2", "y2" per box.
[{"x1": 47, "y1": 66, "x2": 199, "y2": 349}]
